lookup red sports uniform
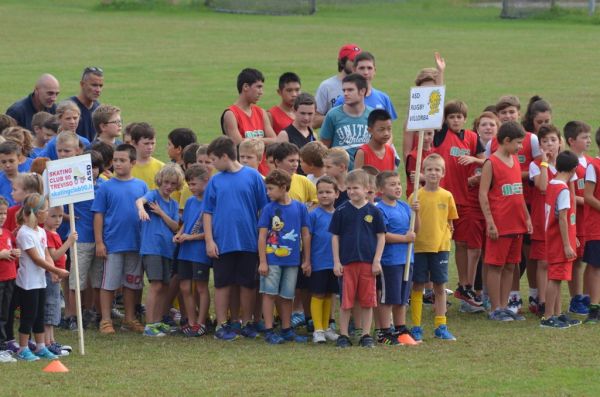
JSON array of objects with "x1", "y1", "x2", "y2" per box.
[
  {"x1": 358, "y1": 143, "x2": 395, "y2": 172},
  {"x1": 574, "y1": 155, "x2": 593, "y2": 258},
  {"x1": 464, "y1": 162, "x2": 486, "y2": 250},
  {"x1": 405, "y1": 147, "x2": 433, "y2": 198},
  {"x1": 529, "y1": 160, "x2": 557, "y2": 261},
  {"x1": 268, "y1": 106, "x2": 293, "y2": 135},
  {"x1": 583, "y1": 158, "x2": 600, "y2": 242},
  {"x1": 0, "y1": 228, "x2": 17, "y2": 281},
  {"x1": 545, "y1": 180, "x2": 576, "y2": 280},
  {"x1": 225, "y1": 104, "x2": 270, "y2": 175}
]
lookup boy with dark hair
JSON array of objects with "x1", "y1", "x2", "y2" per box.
[
  {"x1": 130, "y1": 122, "x2": 164, "y2": 189},
  {"x1": 0, "y1": 141, "x2": 21, "y2": 206},
  {"x1": 167, "y1": 128, "x2": 197, "y2": 167},
  {"x1": 299, "y1": 141, "x2": 327, "y2": 183},
  {"x1": 92, "y1": 104, "x2": 122, "y2": 146},
  {"x1": 268, "y1": 72, "x2": 301, "y2": 134},
  {"x1": 354, "y1": 109, "x2": 396, "y2": 171},
  {"x1": 203, "y1": 136, "x2": 268, "y2": 340},
  {"x1": 30, "y1": 111, "x2": 54, "y2": 158},
  {"x1": 277, "y1": 93, "x2": 317, "y2": 162},
  {"x1": 331, "y1": 169, "x2": 386, "y2": 348},
  {"x1": 272, "y1": 142, "x2": 317, "y2": 206},
  {"x1": 91, "y1": 141, "x2": 114, "y2": 179}
]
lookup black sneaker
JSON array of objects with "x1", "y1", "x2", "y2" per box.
[
  {"x1": 358, "y1": 334, "x2": 376, "y2": 348},
  {"x1": 336, "y1": 335, "x2": 352, "y2": 348},
  {"x1": 540, "y1": 316, "x2": 569, "y2": 329},
  {"x1": 464, "y1": 286, "x2": 483, "y2": 307},
  {"x1": 377, "y1": 331, "x2": 399, "y2": 346},
  {"x1": 423, "y1": 289, "x2": 435, "y2": 305},
  {"x1": 537, "y1": 302, "x2": 546, "y2": 318},
  {"x1": 557, "y1": 313, "x2": 581, "y2": 327},
  {"x1": 584, "y1": 305, "x2": 600, "y2": 324},
  {"x1": 67, "y1": 316, "x2": 78, "y2": 331}
]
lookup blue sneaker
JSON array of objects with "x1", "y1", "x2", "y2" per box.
[
  {"x1": 290, "y1": 312, "x2": 305, "y2": 328},
  {"x1": 335, "y1": 335, "x2": 352, "y2": 348},
  {"x1": 488, "y1": 309, "x2": 513, "y2": 321},
  {"x1": 16, "y1": 348, "x2": 39, "y2": 361},
  {"x1": 255, "y1": 320, "x2": 267, "y2": 333},
  {"x1": 410, "y1": 326, "x2": 423, "y2": 342},
  {"x1": 34, "y1": 347, "x2": 58, "y2": 360},
  {"x1": 264, "y1": 330, "x2": 285, "y2": 344},
  {"x1": 558, "y1": 313, "x2": 582, "y2": 326},
  {"x1": 280, "y1": 328, "x2": 308, "y2": 343},
  {"x1": 434, "y1": 325, "x2": 456, "y2": 341},
  {"x1": 241, "y1": 323, "x2": 258, "y2": 338},
  {"x1": 503, "y1": 308, "x2": 525, "y2": 321},
  {"x1": 214, "y1": 324, "x2": 239, "y2": 341},
  {"x1": 569, "y1": 295, "x2": 589, "y2": 315},
  {"x1": 229, "y1": 321, "x2": 242, "y2": 335},
  {"x1": 582, "y1": 295, "x2": 591, "y2": 307}
]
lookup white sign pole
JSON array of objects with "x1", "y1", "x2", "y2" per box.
[
  {"x1": 69, "y1": 204, "x2": 84, "y2": 355},
  {"x1": 404, "y1": 131, "x2": 424, "y2": 282}
]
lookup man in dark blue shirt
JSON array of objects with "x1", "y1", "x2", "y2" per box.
[
  {"x1": 5, "y1": 74, "x2": 60, "y2": 130},
  {"x1": 70, "y1": 66, "x2": 104, "y2": 141}
]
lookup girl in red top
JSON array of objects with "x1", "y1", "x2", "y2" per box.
[{"x1": 354, "y1": 109, "x2": 397, "y2": 172}]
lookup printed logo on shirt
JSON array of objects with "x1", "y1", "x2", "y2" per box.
[
  {"x1": 437, "y1": 203, "x2": 447, "y2": 210},
  {"x1": 449, "y1": 147, "x2": 471, "y2": 157},
  {"x1": 243, "y1": 130, "x2": 265, "y2": 139},
  {"x1": 577, "y1": 178, "x2": 585, "y2": 190},
  {"x1": 501, "y1": 183, "x2": 523, "y2": 196},
  {"x1": 364, "y1": 214, "x2": 373, "y2": 223},
  {"x1": 570, "y1": 213, "x2": 576, "y2": 225},
  {"x1": 518, "y1": 155, "x2": 526, "y2": 164},
  {"x1": 335, "y1": 124, "x2": 370, "y2": 148}
]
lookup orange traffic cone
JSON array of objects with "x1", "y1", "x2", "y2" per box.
[
  {"x1": 398, "y1": 333, "x2": 420, "y2": 346},
  {"x1": 43, "y1": 360, "x2": 69, "y2": 373}
]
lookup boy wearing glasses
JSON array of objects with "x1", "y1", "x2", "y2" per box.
[
  {"x1": 91, "y1": 104, "x2": 122, "y2": 146},
  {"x1": 70, "y1": 66, "x2": 104, "y2": 141}
]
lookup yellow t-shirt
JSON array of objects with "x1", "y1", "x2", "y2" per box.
[
  {"x1": 175, "y1": 182, "x2": 192, "y2": 210},
  {"x1": 289, "y1": 173, "x2": 318, "y2": 206},
  {"x1": 409, "y1": 187, "x2": 458, "y2": 253},
  {"x1": 132, "y1": 157, "x2": 165, "y2": 189}
]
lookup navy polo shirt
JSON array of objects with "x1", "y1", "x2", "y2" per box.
[
  {"x1": 70, "y1": 96, "x2": 99, "y2": 141},
  {"x1": 6, "y1": 93, "x2": 56, "y2": 130}
]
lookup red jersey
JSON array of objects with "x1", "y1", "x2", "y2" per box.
[
  {"x1": 405, "y1": 147, "x2": 433, "y2": 198},
  {"x1": 490, "y1": 132, "x2": 537, "y2": 203},
  {"x1": 0, "y1": 228, "x2": 16, "y2": 281},
  {"x1": 359, "y1": 143, "x2": 395, "y2": 172},
  {"x1": 545, "y1": 180, "x2": 576, "y2": 264},
  {"x1": 434, "y1": 128, "x2": 482, "y2": 206},
  {"x1": 487, "y1": 155, "x2": 527, "y2": 236},
  {"x1": 574, "y1": 155, "x2": 593, "y2": 237},
  {"x1": 530, "y1": 159, "x2": 557, "y2": 241},
  {"x1": 226, "y1": 104, "x2": 269, "y2": 175},
  {"x1": 46, "y1": 230, "x2": 66, "y2": 270},
  {"x1": 466, "y1": 162, "x2": 484, "y2": 211},
  {"x1": 268, "y1": 106, "x2": 293, "y2": 135},
  {"x1": 584, "y1": 158, "x2": 600, "y2": 241},
  {"x1": 5, "y1": 205, "x2": 20, "y2": 233}
]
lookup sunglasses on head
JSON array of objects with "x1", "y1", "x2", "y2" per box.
[{"x1": 82, "y1": 66, "x2": 103, "y2": 79}]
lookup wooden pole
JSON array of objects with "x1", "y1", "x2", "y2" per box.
[
  {"x1": 403, "y1": 129, "x2": 424, "y2": 281},
  {"x1": 69, "y1": 203, "x2": 85, "y2": 355}
]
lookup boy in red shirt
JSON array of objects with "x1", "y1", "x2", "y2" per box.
[
  {"x1": 542, "y1": 150, "x2": 579, "y2": 328},
  {"x1": 479, "y1": 121, "x2": 532, "y2": 321},
  {"x1": 354, "y1": 109, "x2": 397, "y2": 172},
  {"x1": 268, "y1": 72, "x2": 301, "y2": 134},
  {"x1": 0, "y1": 197, "x2": 19, "y2": 361},
  {"x1": 433, "y1": 100, "x2": 485, "y2": 306}
]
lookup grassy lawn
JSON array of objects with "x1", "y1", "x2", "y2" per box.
[{"x1": 1, "y1": 0, "x2": 600, "y2": 395}]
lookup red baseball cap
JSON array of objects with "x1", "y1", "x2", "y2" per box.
[{"x1": 338, "y1": 44, "x2": 361, "y2": 61}]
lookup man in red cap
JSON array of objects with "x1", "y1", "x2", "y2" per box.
[{"x1": 313, "y1": 44, "x2": 361, "y2": 128}]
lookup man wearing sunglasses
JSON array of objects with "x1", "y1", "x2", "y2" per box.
[
  {"x1": 5, "y1": 73, "x2": 60, "y2": 130},
  {"x1": 70, "y1": 66, "x2": 104, "y2": 141}
]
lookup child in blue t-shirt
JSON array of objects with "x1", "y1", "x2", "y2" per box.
[
  {"x1": 374, "y1": 171, "x2": 420, "y2": 346},
  {"x1": 136, "y1": 164, "x2": 183, "y2": 337},
  {"x1": 91, "y1": 144, "x2": 148, "y2": 335},
  {"x1": 258, "y1": 169, "x2": 310, "y2": 344},
  {"x1": 308, "y1": 176, "x2": 341, "y2": 344},
  {"x1": 174, "y1": 164, "x2": 212, "y2": 337}
]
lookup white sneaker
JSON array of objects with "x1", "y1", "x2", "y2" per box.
[
  {"x1": 459, "y1": 300, "x2": 485, "y2": 313},
  {"x1": 0, "y1": 350, "x2": 17, "y2": 363},
  {"x1": 324, "y1": 327, "x2": 339, "y2": 341},
  {"x1": 312, "y1": 330, "x2": 326, "y2": 344}
]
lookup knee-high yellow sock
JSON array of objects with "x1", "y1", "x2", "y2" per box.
[
  {"x1": 322, "y1": 296, "x2": 332, "y2": 329},
  {"x1": 434, "y1": 315, "x2": 446, "y2": 329},
  {"x1": 311, "y1": 297, "x2": 325, "y2": 331},
  {"x1": 411, "y1": 290, "x2": 423, "y2": 327}
]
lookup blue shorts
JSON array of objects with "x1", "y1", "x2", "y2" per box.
[
  {"x1": 583, "y1": 240, "x2": 600, "y2": 268},
  {"x1": 308, "y1": 269, "x2": 339, "y2": 295},
  {"x1": 259, "y1": 265, "x2": 298, "y2": 300},
  {"x1": 377, "y1": 265, "x2": 412, "y2": 306},
  {"x1": 413, "y1": 252, "x2": 449, "y2": 284}
]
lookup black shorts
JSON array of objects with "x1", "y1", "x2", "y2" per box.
[
  {"x1": 178, "y1": 260, "x2": 211, "y2": 281},
  {"x1": 295, "y1": 266, "x2": 310, "y2": 290},
  {"x1": 308, "y1": 269, "x2": 339, "y2": 295},
  {"x1": 584, "y1": 240, "x2": 600, "y2": 267},
  {"x1": 212, "y1": 251, "x2": 258, "y2": 288}
]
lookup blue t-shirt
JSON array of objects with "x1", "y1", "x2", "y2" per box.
[
  {"x1": 258, "y1": 200, "x2": 309, "y2": 267},
  {"x1": 334, "y1": 87, "x2": 397, "y2": 120},
  {"x1": 178, "y1": 196, "x2": 209, "y2": 265},
  {"x1": 319, "y1": 105, "x2": 372, "y2": 170},
  {"x1": 72, "y1": 178, "x2": 104, "y2": 243},
  {"x1": 31, "y1": 147, "x2": 44, "y2": 159},
  {"x1": 308, "y1": 207, "x2": 334, "y2": 272},
  {"x1": 376, "y1": 200, "x2": 412, "y2": 266},
  {"x1": 90, "y1": 177, "x2": 147, "y2": 254},
  {"x1": 202, "y1": 166, "x2": 268, "y2": 255},
  {"x1": 329, "y1": 201, "x2": 386, "y2": 266},
  {"x1": 6, "y1": 93, "x2": 56, "y2": 131},
  {"x1": 18, "y1": 158, "x2": 33, "y2": 172},
  {"x1": 0, "y1": 173, "x2": 15, "y2": 206},
  {"x1": 140, "y1": 190, "x2": 179, "y2": 258},
  {"x1": 38, "y1": 135, "x2": 91, "y2": 160},
  {"x1": 70, "y1": 96, "x2": 99, "y2": 142}
]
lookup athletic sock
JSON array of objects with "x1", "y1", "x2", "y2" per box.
[
  {"x1": 510, "y1": 290, "x2": 520, "y2": 299},
  {"x1": 322, "y1": 296, "x2": 332, "y2": 329},
  {"x1": 35, "y1": 343, "x2": 46, "y2": 352},
  {"x1": 529, "y1": 288, "x2": 538, "y2": 299},
  {"x1": 434, "y1": 315, "x2": 446, "y2": 329},
  {"x1": 410, "y1": 290, "x2": 423, "y2": 327},
  {"x1": 310, "y1": 297, "x2": 325, "y2": 331}
]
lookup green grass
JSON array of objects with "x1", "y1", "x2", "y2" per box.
[{"x1": 2, "y1": 1, "x2": 600, "y2": 395}]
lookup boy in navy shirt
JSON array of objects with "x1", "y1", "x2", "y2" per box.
[
  {"x1": 203, "y1": 136, "x2": 268, "y2": 341},
  {"x1": 330, "y1": 169, "x2": 386, "y2": 348},
  {"x1": 92, "y1": 144, "x2": 148, "y2": 335},
  {"x1": 257, "y1": 169, "x2": 310, "y2": 344}
]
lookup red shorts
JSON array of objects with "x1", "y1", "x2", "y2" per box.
[
  {"x1": 341, "y1": 262, "x2": 377, "y2": 310},
  {"x1": 548, "y1": 261, "x2": 573, "y2": 281},
  {"x1": 529, "y1": 239, "x2": 546, "y2": 261},
  {"x1": 485, "y1": 235, "x2": 523, "y2": 266},
  {"x1": 452, "y1": 205, "x2": 470, "y2": 243},
  {"x1": 465, "y1": 209, "x2": 486, "y2": 250},
  {"x1": 577, "y1": 235, "x2": 585, "y2": 259}
]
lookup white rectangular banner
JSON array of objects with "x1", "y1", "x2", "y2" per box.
[
  {"x1": 45, "y1": 154, "x2": 94, "y2": 207},
  {"x1": 406, "y1": 85, "x2": 446, "y2": 131}
]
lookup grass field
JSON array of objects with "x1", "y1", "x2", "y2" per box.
[{"x1": 2, "y1": 0, "x2": 600, "y2": 395}]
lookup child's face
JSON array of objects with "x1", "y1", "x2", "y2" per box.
[
  {"x1": 369, "y1": 119, "x2": 392, "y2": 145},
  {"x1": 540, "y1": 133, "x2": 560, "y2": 158},
  {"x1": 266, "y1": 155, "x2": 275, "y2": 173},
  {"x1": 423, "y1": 129, "x2": 434, "y2": 147},
  {"x1": 266, "y1": 184, "x2": 287, "y2": 202},
  {"x1": 239, "y1": 149, "x2": 260, "y2": 170},
  {"x1": 187, "y1": 176, "x2": 208, "y2": 197},
  {"x1": 497, "y1": 106, "x2": 520, "y2": 124},
  {"x1": 569, "y1": 132, "x2": 592, "y2": 153},
  {"x1": 196, "y1": 153, "x2": 214, "y2": 172},
  {"x1": 42, "y1": 127, "x2": 57, "y2": 144},
  {"x1": 347, "y1": 182, "x2": 368, "y2": 203},
  {"x1": 299, "y1": 158, "x2": 314, "y2": 175},
  {"x1": 45, "y1": 206, "x2": 64, "y2": 230},
  {"x1": 57, "y1": 141, "x2": 78, "y2": 159},
  {"x1": 134, "y1": 137, "x2": 156, "y2": 159},
  {"x1": 381, "y1": 176, "x2": 402, "y2": 200},
  {"x1": 112, "y1": 150, "x2": 134, "y2": 177},
  {"x1": 533, "y1": 111, "x2": 551, "y2": 134},
  {"x1": 294, "y1": 104, "x2": 315, "y2": 129},
  {"x1": 11, "y1": 181, "x2": 26, "y2": 204},
  {"x1": 123, "y1": 134, "x2": 132, "y2": 145},
  {"x1": 276, "y1": 153, "x2": 299, "y2": 175},
  {"x1": 60, "y1": 110, "x2": 80, "y2": 132},
  {"x1": 323, "y1": 158, "x2": 344, "y2": 179},
  {"x1": 92, "y1": 167, "x2": 100, "y2": 181},
  {"x1": 244, "y1": 81, "x2": 264, "y2": 104},
  {"x1": 35, "y1": 201, "x2": 49, "y2": 225},
  {"x1": 316, "y1": 182, "x2": 338, "y2": 208},
  {"x1": 159, "y1": 177, "x2": 179, "y2": 198},
  {"x1": 0, "y1": 205, "x2": 7, "y2": 227},
  {"x1": 477, "y1": 116, "x2": 498, "y2": 144},
  {"x1": 167, "y1": 139, "x2": 180, "y2": 161},
  {"x1": 355, "y1": 59, "x2": 375, "y2": 83},
  {"x1": 209, "y1": 153, "x2": 230, "y2": 172},
  {"x1": 366, "y1": 184, "x2": 376, "y2": 203},
  {"x1": 446, "y1": 113, "x2": 466, "y2": 132},
  {"x1": 278, "y1": 82, "x2": 301, "y2": 108},
  {"x1": 503, "y1": 137, "x2": 524, "y2": 155},
  {"x1": 423, "y1": 161, "x2": 445, "y2": 185},
  {"x1": 0, "y1": 153, "x2": 19, "y2": 176},
  {"x1": 103, "y1": 113, "x2": 122, "y2": 138}
]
